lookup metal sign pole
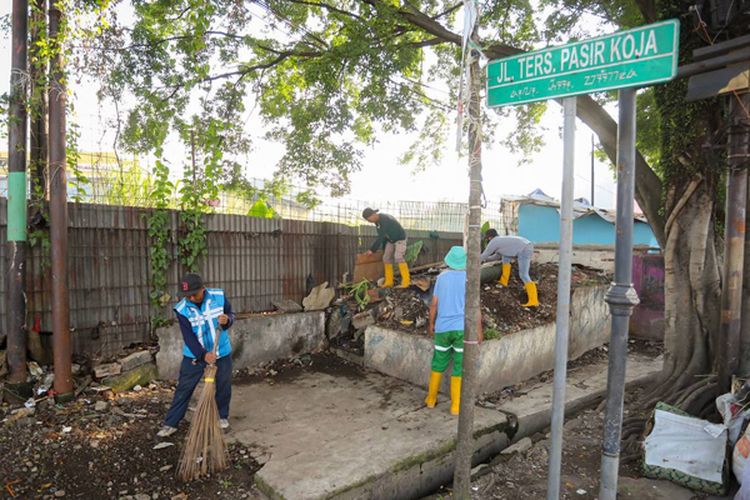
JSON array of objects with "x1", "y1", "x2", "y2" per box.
[
  {"x1": 599, "y1": 87, "x2": 640, "y2": 499},
  {"x1": 546, "y1": 96, "x2": 577, "y2": 499}
]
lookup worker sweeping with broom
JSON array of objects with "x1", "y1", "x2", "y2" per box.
[
  {"x1": 481, "y1": 229, "x2": 539, "y2": 307},
  {"x1": 157, "y1": 273, "x2": 234, "y2": 479}
]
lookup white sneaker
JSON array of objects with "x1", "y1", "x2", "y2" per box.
[
  {"x1": 157, "y1": 425, "x2": 177, "y2": 438},
  {"x1": 219, "y1": 419, "x2": 230, "y2": 430}
]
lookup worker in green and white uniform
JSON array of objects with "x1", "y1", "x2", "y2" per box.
[
  {"x1": 425, "y1": 246, "x2": 482, "y2": 416},
  {"x1": 481, "y1": 229, "x2": 539, "y2": 307},
  {"x1": 362, "y1": 208, "x2": 410, "y2": 288}
]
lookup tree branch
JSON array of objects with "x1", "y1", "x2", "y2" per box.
[
  {"x1": 633, "y1": 0, "x2": 657, "y2": 23},
  {"x1": 284, "y1": 0, "x2": 365, "y2": 20},
  {"x1": 410, "y1": 37, "x2": 442, "y2": 49},
  {"x1": 433, "y1": 3, "x2": 462, "y2": 20},
  {"x1": 159, "y1": 51, "x2": 315, "y2": 103},
  {"x1": 387, "y1": 2, "x2": 666, "y2": 246},
  {"x1": 573, "y1": 95, "x2": 666, "y2": 246}
]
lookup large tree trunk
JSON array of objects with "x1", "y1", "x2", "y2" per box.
[
  {"x1": 623, "y1": 177, "x2": 723, "y2": 420},
  {"x1": 659, "y1": 181, "x2": 722, "y2": 391}
]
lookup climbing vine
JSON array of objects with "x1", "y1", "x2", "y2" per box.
[{"x1": 146, "y1": 159, "x2": 173, "y2": 325}]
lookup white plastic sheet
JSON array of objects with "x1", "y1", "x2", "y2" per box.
[
  {"x1": 644, "y1": 409, "x2": 727, "y2": 484},
  {"x1": 734, "y1": 425, "x2": 750, "y2": 484},
  {"x1": 737, "y1": 459, "x2": 750, "y2": 499}
]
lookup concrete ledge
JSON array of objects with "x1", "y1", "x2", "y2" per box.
[
  {"x1": 365, "y1": 285, "x2": 611, "y2": 394},
  {"x1": 155, "y1": 311, "x2": 326, "y2": 381},
  {"x1": 498, "y1": 353, "x2": 662, "y2": 442}
]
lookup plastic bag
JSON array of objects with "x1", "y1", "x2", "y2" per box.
[{"x1": 718, "y1": 393, "x2": 750, "y2": 446}]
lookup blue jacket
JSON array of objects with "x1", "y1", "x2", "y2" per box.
[{"x1": 174, "y1": 288, "x2": 234, "y2": 361}]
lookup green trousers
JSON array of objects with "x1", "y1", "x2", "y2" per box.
[{"x1": 431, "y1": 330, "x2": 464, "y2": 376}]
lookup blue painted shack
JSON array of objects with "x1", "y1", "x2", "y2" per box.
[{"x1": 501, "y1": 190, "x2": 659, "y2": 248}]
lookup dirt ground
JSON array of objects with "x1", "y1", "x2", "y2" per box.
[
  {"x1": 0, "y1": 381, "x2": 261, "y2": 499},
  {"x1": 469, "y1": 389, "x2": 648, "y2": 500},
  {"x1": 464, "y1": 382, "x2": 735, "y2": 500},
  {"x1": 0, "y1": 352, "x2": 370, "y2": 499}
]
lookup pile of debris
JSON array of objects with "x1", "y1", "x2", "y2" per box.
[
  {"x1": 1, "y1": 345, "x2": 159, "y2": 408},
  {"x1": 330, "y1": 262, "x2": 610, "y2": 353},
  {"x1": 1, "y1": 378, "x2": 260, "y2": 498},
  {"x1": 91, "y1": 347, "x2": 159, "y2": 393}
]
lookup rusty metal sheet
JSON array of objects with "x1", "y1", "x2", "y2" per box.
[{"x1": 687, "y1": 63, "x2": 750, "y2": 101}]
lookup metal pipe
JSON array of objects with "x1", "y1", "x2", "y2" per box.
[
  {"x1": 546, "y1": 96, "x2": 576, "y2": 500},
  {"x1": 591, "y1": 134, "x2": 595, "y2": 206},
  {"x1": 49, "y1": 1, "x2": 73, "y2": 402},
  {"x1": 599, "y1": 87, "x2": 640, "y2": 500},
  {"x1": 6, "y1": 0, "x2": 29, "y2": 387},
  {"x1": 452, "y1": 52, "x2": 483, "y2": 499},
  {"x1": 719, "y1": 92, "x2": 750, "y2": 391}
]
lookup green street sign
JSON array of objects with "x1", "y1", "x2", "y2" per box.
[{"x1": 486, "y1": 19, "x2": 680, "y2": 107}]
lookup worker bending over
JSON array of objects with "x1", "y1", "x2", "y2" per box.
[
  {"x1": 363, "y1": 208, "x2": 410, "y2": 288},
  {"x1": 481, "y1": 229, "x2": 539, "y2": 307}
]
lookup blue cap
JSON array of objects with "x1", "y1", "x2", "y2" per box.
[{"x1": 444, "y1": 246, "x2": 467, "y2": 270}]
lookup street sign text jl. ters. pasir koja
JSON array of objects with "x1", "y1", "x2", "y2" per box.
[{"x1": 486, "y1": 19, "x2": 680, "y2": 107}]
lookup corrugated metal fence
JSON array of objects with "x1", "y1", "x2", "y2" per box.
[{"x1": 0, "y1": 200, "x2": 462, "y2": 357}]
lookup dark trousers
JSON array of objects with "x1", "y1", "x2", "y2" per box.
[{"x1": 164, "y1": 355, "x2": 232, "y2": 427}]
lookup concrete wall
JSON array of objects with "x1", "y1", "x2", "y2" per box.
[
  {"x1": 518, "y1": 204, "x2": 560, "y2": 243},
  {"x1": 155, "y1": 311, "x2": 326, "y2": 381},
  {"x1": 534, "y1": 245, "x2": 616, "y2": 272},
  {"x1": 364, "y1": 285, "x2": 611, "y2": 394}
]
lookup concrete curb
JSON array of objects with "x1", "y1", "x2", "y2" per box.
[{"x1": 497, "y1": 354, "x2": 662, "y2": 443}]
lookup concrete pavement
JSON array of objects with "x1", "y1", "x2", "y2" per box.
[{"x1": 228, "y1": 366, "x2": 509, "y2": 500}]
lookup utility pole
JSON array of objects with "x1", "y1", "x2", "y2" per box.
[
  {"x1": 598, "y1": 88, "x2": 640, "y2": 499},
  {"x1": 590, "y1": 134, "x2": 595, "y2": 206},
  {"x1": 49, "y1": 0, "x2": 73, "y2": 402},
  {"x1": 452, "y1": 49, "x2": 483, "y2": 499},
  {"x1": 719, "y1": 90, "x2": 749, "y2": 392},
  {"x1": 546, "y1": 96, "x2": 577, "y2": 499},
  {"x1": 6, "y1": 0, "x2": 30, "y2": 396}
]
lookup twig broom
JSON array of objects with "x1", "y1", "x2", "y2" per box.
[{"x1": 177, "y1": 332, "x2": 228, "y2": 481}]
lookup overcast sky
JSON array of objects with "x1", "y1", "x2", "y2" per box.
[{"x1": 0, "y1": 4, "x2": 621, "y2": 209}]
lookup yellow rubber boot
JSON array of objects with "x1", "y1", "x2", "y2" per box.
[
  {"x1": 383, "y1": 263, "x2": 394, "y2": 288},
  {"x1": 425, "y1": 371, "x2": 442, "y2": 408},
  {"x1": 499, "y1": 262, "x2": 511, "y2": 287},
  {"x1": 522, "y1": 282, "x2": 539, "y2": 307},
  {"x1": 398, "y1": 262, "x2": 411, "y2": 288},
  {"x1": 450, "y1": 376, "x2": 462, "y2": 416}
]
